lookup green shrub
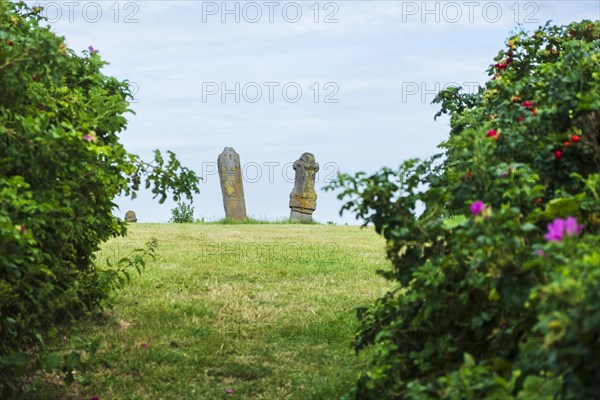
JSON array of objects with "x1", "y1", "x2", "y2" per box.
[
  {"x1": 170, "y1": 202, "x2": 196, "y2": 223},
  {"x1": 0, "y1": 1, "x2": 199, "y2": 395},
  {"x1": 329, "y1": 20, "x2": 600, "y2": 399}
]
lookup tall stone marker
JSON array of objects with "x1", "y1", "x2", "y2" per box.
[
  {"x1": 125, "y1": 210, "x2": 137, "y2": 223},
  {"x1": 289, "y1": 152, "x2": 319, "y2": 222},
  {"x1": 218, "y1": 147, "x2": 247, "y2": 220}
]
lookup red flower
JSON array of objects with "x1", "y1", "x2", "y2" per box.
[
  {"x1": 522, "y1": 101, "x2": 532, "y2": 108},
  {"x1": 554, "y1": 149, "x2": 562, "y2": 160},
  {"x1": 486, "y1": 129, "x2": 499, "y2": 141},
  {"x1": 564, "y1": 141, "x2": 571, "y2": 147},
  {"x1": 571, "y1": 135, "x2": 581, "y2": 142},
  {"x1": 518, "y1": 116, "x2": 524, "y2": 122}
]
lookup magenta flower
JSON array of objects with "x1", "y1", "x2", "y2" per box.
[
  {"x1": 226, "y1": 389, "x2": 234, "y2": 394},
  {"x1": 544, "y1": 216, "x2": 583, "y2": 242},
  {"x1": 83, "y1": 134, "x2": 91, "y2": 141},
  {"x1": 470, "y1": 200, "x2": 485, "y2": 215},
  {"x1": 535, "y1": 249, "x2": 544, "y2": 257},
  {"x1": 90, "y1": 397, "x2": 99, "y2": 400},
  {"x1": 88, "y1": 45, "x2": 98, "y2": 53}
]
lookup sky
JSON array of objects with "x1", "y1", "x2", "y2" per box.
[{"x1": 28, "y1": 0, "x2": 600, "y2": 223}]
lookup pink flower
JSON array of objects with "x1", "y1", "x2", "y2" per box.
[
  {"x1": 470, "y1": 200, "x2": 485, "y2": 215},
  {"x1": 83, "y1": 131, "x2": 97, "y2": 143},
  {"x1": 522, "y1": 101, "x2": 532, "y2": 108},
  {"x1": 535, "y1": 249, "x2": 544, "y2": 256},
  {"x1": 544, "y1": 217, "x2": 583, "y2": 242},
  {"x1": 226, "y1": 389, "x2": 234, "y2": 394}
]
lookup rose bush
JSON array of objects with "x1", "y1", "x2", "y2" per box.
[
  {"x1": 328, "y1": 20, "x2": 600, "y2": 399},
  {"x1": 0, "y1": 1, "x2": 199, "y2": 395}
]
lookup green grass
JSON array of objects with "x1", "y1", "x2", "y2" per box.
[
  {"x1": 198, "y1": 216, "x2": 319, "y2": 224},
  {"x1": 33, "y1": 224, "x2": 391, "y2": 399}
]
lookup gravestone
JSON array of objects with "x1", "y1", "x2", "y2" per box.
[
  {"x1": 218, "y1": 147, "x2": 247, "y2": 220},
  {"x1": 125, "y1": 210, "x2": 137, "y2": 223},
  {"x1": 289, "y1": 152, "x2": 319, "y2": 222}
]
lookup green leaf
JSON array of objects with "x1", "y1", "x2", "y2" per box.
[
  {"x1": 520, "y1": 223, "x2": 537, "y2": 232},
  {"x1": 544, "y1": 198, "x2": 580, "y2": 219},
  {"x1": 44, "y1": 353, "x2": 62, "y2": 372},
  {"x1": 463, "y1": 353, "x2": 476, "y2": 367},
  {"x1": 517, "y1": 375, "x2": 561, "y2": 399},
  {"x1": 442, "y1": 215, "x2": 469, "y2": 230}
]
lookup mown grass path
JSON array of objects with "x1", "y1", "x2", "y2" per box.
[{"x1": 37, "y1": 224, "x2": 391, "y2": 399}]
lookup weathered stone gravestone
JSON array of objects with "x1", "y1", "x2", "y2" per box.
[
  {"x1": 125, "y1": 210, "x2": 137, "y2": 223},
  {"x1": 218, "y1": 147, "x2": 247, "y2": 221},
  {"x1": 289, "y1": 152, "x2": 319, "y2": 222}
]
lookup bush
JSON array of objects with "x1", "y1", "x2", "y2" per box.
[
  {"x1": 0, "y1": 1, "x2": 199, "y2": 395},
  {"x1": 328, "y1": 20, "x2": 600, "y2": 399},
  {"x1": 170, "y1": 202, "x2": 196, "y2": 223}
]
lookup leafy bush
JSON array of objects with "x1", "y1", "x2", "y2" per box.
[
  {"x1": 170, "y1": 202, "x2": 196, "y2": 223},
  {"x1": 329, "y1": 20, "x2": 600, "y2": 399},
  {"x1": 0, "y1": 1, "x2": 199, "y2": 394}
]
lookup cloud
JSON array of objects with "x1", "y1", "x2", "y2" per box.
[{"x1": 29, "y1": 0, "x2": 599, "y2": 222}]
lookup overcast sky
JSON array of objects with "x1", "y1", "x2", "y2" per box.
[{"x1": 30, "y1": 0, "x2": 599, "y2": 223}]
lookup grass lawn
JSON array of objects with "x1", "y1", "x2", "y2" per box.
[{"x1": 33, "y1": 223, "x2": 392, "y2": 399}]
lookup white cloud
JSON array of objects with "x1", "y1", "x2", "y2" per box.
[{"x1": 28, "y1": 0, "x2": 600, "y2": 223}]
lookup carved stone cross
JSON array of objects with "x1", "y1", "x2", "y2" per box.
[{"x1": 289, "y1": 152, "x2": 319, "y2": 222}]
